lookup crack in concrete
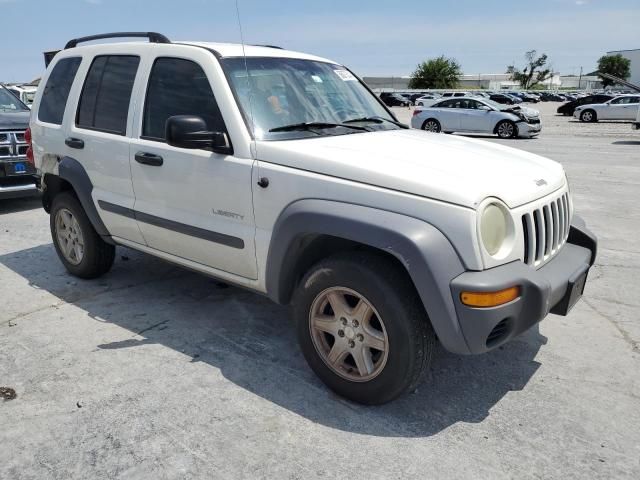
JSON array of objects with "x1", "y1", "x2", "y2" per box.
[
  {"x1": 1, "y1": 272, "x2": 188, "y2": 327},
  {"x1": 583, "y1": 298, "x2": 640, "y2": 353}
]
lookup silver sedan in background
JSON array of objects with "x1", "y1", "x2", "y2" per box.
[{"x1": 411, "y1": 97, "x2": 542, "y2": 138}]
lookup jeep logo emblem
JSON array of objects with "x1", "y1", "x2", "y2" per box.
[{"x1": 535, "y1": 179, "x2": 547, "y2": 186}]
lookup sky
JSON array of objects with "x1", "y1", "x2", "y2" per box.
[{"x1": 1, "y1": 0, "x2": 639, "y2": 82}]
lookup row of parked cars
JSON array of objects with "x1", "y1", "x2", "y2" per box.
[{"x1": 380, "y1": 90, "x2": 591, "y2": 108}]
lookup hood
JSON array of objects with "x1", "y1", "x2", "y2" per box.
[
  {"x1": 256, "y1": 129, "x2": 565, "y2": 209},
  {"x1": 0, "y1": 110, "x2": 30, "y2": 129},
  {"x1": 502, "y1": 105, "x2": 539, "y2": 118}
]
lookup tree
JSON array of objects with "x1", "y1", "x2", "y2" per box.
[
  {"x1": 507, "y1": 50, "x2": 552, "y2": 89},
  {"x1": 597, "y1": 54, "x2": 631, "y2": 87},
  {"x1": 408, "y1": 56, "x2": 462, "y2": 89}
]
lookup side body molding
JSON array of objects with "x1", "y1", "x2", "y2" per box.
[
  {"x1": 265, "y1": 199, "x2": 472, "y2": 354},
  {"x1": 56, "y1": 156, "x2": 112, "y2": 240}
]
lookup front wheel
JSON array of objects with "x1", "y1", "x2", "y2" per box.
[
  {"x1": 50, "y1": 192, "x2": 115, "y2": 279},
  {"x1": 292, "y1": 253, "x2": 434, "y2": 405},
  {"x1": 580, "y1": 109, "x2": 597, "y2": 122},
  {"x1": 496, "y1": 120, "x2": 517, "y2": 138}
]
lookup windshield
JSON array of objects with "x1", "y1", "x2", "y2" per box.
[
  {"x1": 220, "y1": 57, "x2": 396, "y2": 140},
  {"x1": 0, "y1": 88, "x2": 29, "y2": 112}
]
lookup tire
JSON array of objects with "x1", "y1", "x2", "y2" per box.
[
  {"x1": 580, "y1": 109, "x2": 597, "y2": 123},
  {"x1": 496, "y1": 120, "x2": 517, "y2": 138},
  {"x1": 421, "y1": 118, "x2": 441, "y2": 133},
  {"x1": 291, "y1": 252, "x2": 435, "y2": 405},
  {"x1": 50, "y1": 191, "x2": 115, "y2": 279}
]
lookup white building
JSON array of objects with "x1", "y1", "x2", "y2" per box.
[{"x1": 606, "y1": 49, "x2": 640, "y2": 85}]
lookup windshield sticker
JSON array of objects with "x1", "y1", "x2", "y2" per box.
[
  {"x1": 311, "y1": 75, "x2": 323, "y2": 83},
  {"x1": 334, "y1": 69, "x2": 357, "y2": 81}
]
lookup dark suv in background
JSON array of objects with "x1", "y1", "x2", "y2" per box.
[
  {"x1": 0, "y1": 85, "x2": 37, "y2": 199},
  {"x1": 379, "y1": 92, "x2": 411, "y2": 107}
]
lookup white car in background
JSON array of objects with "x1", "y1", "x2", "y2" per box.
[
  {"x1": 574, "y1": 94, "x2": 640, "y2": 122},
  {"x1": 411, "y1": 97, "x2": 541, "y2": 138},
  {"x1": 415, "y1": 94, "x2": 440, "y2": 107},
  {"x1": 5, "y1": 85, "x2": 37, "y2": 108}
]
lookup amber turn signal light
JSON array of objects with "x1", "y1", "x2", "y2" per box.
[{"x1": 460, "y1": 286, "x2": 521, "y2": 308}]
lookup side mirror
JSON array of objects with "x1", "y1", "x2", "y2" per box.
[
  {"x1": 166, "y1": 115, "x2": 233, "y2": 155},
  {"x1": 478, "y1": 105, "x2": 491, "y2": 111}
]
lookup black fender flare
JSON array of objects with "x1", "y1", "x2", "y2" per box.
[
  {"x1": 51, "y1": 156, "x2": 112, "y2": 240},
  {"x1": 265, "y1": 199, "x2": 472, "y2": 354}
]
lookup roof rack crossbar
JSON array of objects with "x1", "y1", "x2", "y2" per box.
[{"x1": 64, "y1": 32, "x2": 171, "y2": 49}]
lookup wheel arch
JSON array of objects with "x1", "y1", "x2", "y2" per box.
[
  {"x1": 493, "y1": 118, "x2": 518, "y2": 135},
  {"x1": 265, "y1": 199, "x2": 471, "y2": 354},
  {"x1": 43, "y1": 156, "x2": 112, "y2": 241}
]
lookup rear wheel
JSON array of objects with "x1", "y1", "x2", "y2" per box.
[
  {"x1": 580, "y1": 109, "x2": 597, "y2": 122},
  {"x1": 421, "y1": 118, "x2": 441, "y2": 133},
  {"x1": 292, "y1": 252, "x2": 434, "y2": 405},
  {"x1": 50, "y1": 192, "x2": 115, "y2": 279},
  {"x1": 496, "y1": 120, "x2": 517, "y2": 138}
]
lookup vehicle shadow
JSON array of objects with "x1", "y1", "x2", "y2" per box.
[
  {"x1": 0, "y1": 243, "x2": 547, "y2": 438},
  {"x1": 0, "y1": 195, "x2": 41, "y2": 215}
]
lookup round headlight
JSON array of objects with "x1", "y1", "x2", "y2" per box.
[{"x1": 480, "y1": 202, "x2": 509, "y2": 256}]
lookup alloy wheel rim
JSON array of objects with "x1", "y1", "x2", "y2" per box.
[
  {"x1": 55, "y1": 208, "x2": 85, "y2": 265},
  {"x1": 498, "y1": 122, "x2": 514, "y2": 137},
  {"x1": 309, "y1": 287, "x2": 389, "y2": 382},
  {"x1": 425, "y1": 121, "x2": 439, "y2": 132},
  {"x1": 583, "y1": 111, "x2": 592, "y2": 121}
]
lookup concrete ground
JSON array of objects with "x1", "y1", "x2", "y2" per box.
[{"x1": 1, "y1": 102, "x2": 639, "y2": 479}]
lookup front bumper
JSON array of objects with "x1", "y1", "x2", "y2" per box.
[
  {"x1": 449, "y1": 217, "x2": 597, "y2": 354},
  {"x1": 517, "y1": 121, "x2": 542, "y2": 137}
]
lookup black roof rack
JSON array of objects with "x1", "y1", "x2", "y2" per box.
[
  {"x1": 64, "y1": 32, "x2": 171, "y2": 49},
  {"x1": 252, "y1": 44, "x2": 283, "y2": 50}
]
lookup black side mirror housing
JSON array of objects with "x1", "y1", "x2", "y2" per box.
[{"x1": 165, "y1": 115, "x2": 233, "y2": 155}]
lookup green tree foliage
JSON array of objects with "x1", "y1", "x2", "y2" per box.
[
  {"x1": 408, "y1": 56, "x2": 462, "y2": 89},
  {"x1": 597, "y1": 54, "x2": 632, "y2": 87},
  {"x1": 507, "y1": 50, "x2": 552, "y2": 89}
]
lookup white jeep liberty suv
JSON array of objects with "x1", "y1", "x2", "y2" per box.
[{"x1": 29, "y1": 32, "x2": 597, "y2": 404}]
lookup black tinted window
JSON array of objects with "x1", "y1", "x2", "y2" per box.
[
  {"x1": 77, "y1": 55, "x2": 139, "y2": 135},
  {"x1": 38, "y1": 57, "x2": 82, "y2": 124},
  {"x1": 143, "y1": 58, "x2": 226, "y2": 141}
]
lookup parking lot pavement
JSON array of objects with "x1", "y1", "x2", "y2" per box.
[{"x1": 1, "y1": 103, "x2": 639, "y2": 479}]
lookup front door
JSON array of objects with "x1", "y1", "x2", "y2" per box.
[
  {"x1": 458, "y1": 99, "x2": 494, "y2": 132},
  {"x1": 129, "y1": 55, "x2": 257, "y2": 279},
  {"x1": 602, "y1": 96, "x2": 640, "y2": 120}
]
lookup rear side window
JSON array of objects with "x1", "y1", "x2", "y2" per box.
[
  {"x1": 142, "y1": 57, "x2": 227, "y2": 141},
  {"x1": 77, "y1": 55, "x2": 140, "y2": 135},
  {"x1": 38, "y1": 57, "x2": 82, "y2": 125}
]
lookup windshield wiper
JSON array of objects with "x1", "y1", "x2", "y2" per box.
[
  {"x1": 343, "y1": 116, "x2": 409, "y2": 129},
  {"x1": 269, "y1": 121, "x2": 370, "y2": 133}
]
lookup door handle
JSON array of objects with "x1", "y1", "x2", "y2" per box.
[
  {"x1": 135, "y1": 152, "x2": 163, "y2": 166},
  {"x1": 65, "y1": 137, "x2": 84, "y2": 149}
]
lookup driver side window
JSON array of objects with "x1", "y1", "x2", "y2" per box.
[
  {"x1": 142, "y1": 57, "x2": 227, "y2": 142},
  {"x1": 610, "y1": 97, "x2": 628, "y2": 105}
]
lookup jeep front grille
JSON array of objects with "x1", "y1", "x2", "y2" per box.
[
  {"x1": 521, "y1": 191, "x2": 571, "y2": 267},
  {"x1": 0, "y1": 130, "x2": 28, "y2": 159}
]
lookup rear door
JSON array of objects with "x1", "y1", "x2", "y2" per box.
[
  {"x1": 432, "y1": 99, "x2": 461, "y2": 131},
  {"x1": 128, "y1": 49, "x2": 257, "y2": 279},
  {"x1": 66, "y1": 53, "x2": 145, "y2": 244}
]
